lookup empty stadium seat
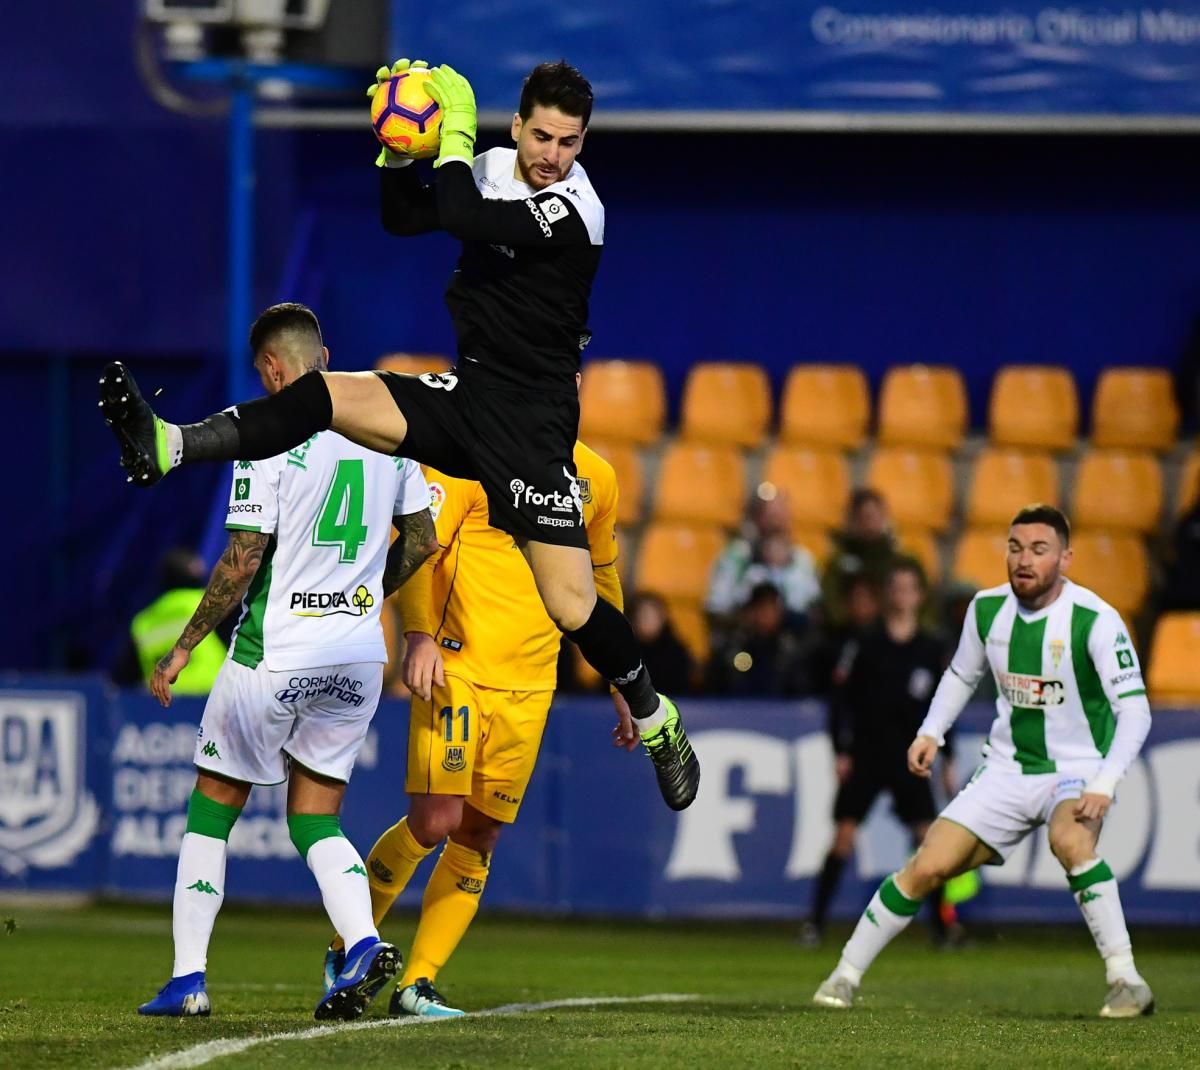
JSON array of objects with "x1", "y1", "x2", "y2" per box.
[
  {"x1": 680, "y1": 362, "x2": 772, "y2": 448},
  {"x1": 578, "y1": 360, "x2": 666, "y2": 445},
  {"x1": 760, "y1": 446, "x2": 850, "y2": 531},
  {"x1": 653, "y1": 443, "x2": 746, "y2": 528},
  {"x1": 1068, "y1": 531, "x2": 1148, "y2": 618},
  {"x1": 989, "y1": 365, "x2": 1079, "y2": 451},
  {"x1": 1148, "y1": 612, "x2": 1200, "y2": 705},
  {"x1": 952, "y1": 528, "x2": 1010, "y2": 589},
  {"x1": 779, "y1": 365, "x2": 870, "y2": 450},
  {"x1": 895, "y1": 528, "x2": 941, "y2": 585},
  {"x1": 965, "y1": 448, "x2": 1059, "y2": 527},
  {"x1": 1092, "y1": 367, "x2": 1179, "y2": 452},
  {"x1": 1177, "y1": 451, "x2": 1200, "y2": 516},
  {"x1": 376, "y1": 352, "x2": 454, "y2": 375},
  {"x1": 1072, "y1": 450, "x2": 1163, "y2": 534},
  {"x1": 634, "y1": 523, "x2": 726, "y2": 605},
  {"x1": 877, "y1": 365, "x2": 968, "y2": 451},
  {"x1": 864, "y1": 448, "x2": 954, "y2": 532},
  {"x1": 587, "y1": 440, "x2": 643, "y2": 526}
]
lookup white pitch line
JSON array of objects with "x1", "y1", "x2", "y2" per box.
[{"x1": 122, "y1": 993, "x2": 701, "y2": 1070}]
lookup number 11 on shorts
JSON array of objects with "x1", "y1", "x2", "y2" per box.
[{"x1": 440, "y1": 705, "x2": 470, "y2": 742}]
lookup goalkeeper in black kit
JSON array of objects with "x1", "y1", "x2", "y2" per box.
[{"x1": 99, "y1": 58, "x2": 699, "y2": 812}]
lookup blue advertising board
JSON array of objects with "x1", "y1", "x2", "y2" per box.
[
  {"x1": 392, "y1": 2, "x2": 1200, "y2": 119},
  {"x1": 2, "y1": 679, "x2": 1199, "y2": 925}
]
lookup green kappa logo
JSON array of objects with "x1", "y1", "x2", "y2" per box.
[
  {"x1": 234, "y1": 478, "x2": 251, "y2": 501},
  {"x1": 236, "y1": 460, "x2": 255, "y2": 471},
  {"x1": 1079, "y1": 890, "x2": 1102, "y2": 904},
  {"x1": 1115, "y1": 632, "x2": 1129, "y2": 647},
  {"x1": 865, "y1": 907, "x2": 878, "y2": 927},
  {"x1": 201, "y1": 740, "x2": 221, "y2": 760},
  {"x1": 187, "y1": 880, "x2": 220, "y2": 895},
  {"x1": 343, "y1": 864, "x2": 367, "y2": 877}
]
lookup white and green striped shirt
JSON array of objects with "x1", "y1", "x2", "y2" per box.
[{"x1": 919, "y1": 580, "x2": 1151, "y2": 796}]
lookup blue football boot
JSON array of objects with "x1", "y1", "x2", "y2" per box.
[
  {"x1": 314, "y1": 938, "x2": 399, "y2": 1021},
  {"x1": 323, "y1": 944, "x2": 346, "y2": 995},
  {"x1": 138, "y1": 971, "x2": 211, "y2": 1016}
]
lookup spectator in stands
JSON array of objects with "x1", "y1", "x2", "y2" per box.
[
  {"x1": 706, "y1": 582, "x2": 811, "y2": 697},
  {"x1": 706, "y1": 485, "x2": 821, "y2": 630},
  {"x1": 821, "y1": 488, "x2": 898, "y2": 629},
  {"x1": 627, "y1": 591, "x2": 695, "y2": 695},
  {"x1": 808, "y1": 573, "x2": 882, "y2": 697}
]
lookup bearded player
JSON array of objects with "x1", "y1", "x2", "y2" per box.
[{"x1": 813, "y1": 505, "x2": 1154, "y2": 1018}]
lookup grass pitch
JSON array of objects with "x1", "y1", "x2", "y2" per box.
[{"x1": 1, "y1": 903, "x2": 1197, "y2": 1069}]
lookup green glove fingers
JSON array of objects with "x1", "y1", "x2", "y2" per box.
[{"x1": 425, "y1": 64, "x2": 478, "y2": 167}]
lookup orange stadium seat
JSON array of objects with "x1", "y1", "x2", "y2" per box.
[
  {"x1": 760, "y1": 446, "x2": 850, "y2": 531},
  {"x1": 1072, "y1": 450, "x2": 1163, "y2": 534},
  {"x1": 578, "y1": 359, "x2": 666, "y2": 445},
  {"x1": 1177, "y1": 451, "x2": 1200, "y2": 516},
  {"x1": 865, "y1": 447, "x2": 954, "y2": 533},
  {"x1": 1148, "y1": 612, "x2": 1200, "y2": 705},
  {"x1": 791, "y1": 527, "x2": 832, "y2": 563},
  {"x1": 634, "y1": 523, "x2": 726, "y2": 606},
  {"x1": 989, "y1": 365, "x2": 1079, "y2": 451},
  {"x1": 679, "y1": 362, "x2": 772, "y2": 448},
  {"x1": 1068, "y1": 531, "x2": 1149, "y2": 618},
  {"x1": 587, "y1": 440, "x2": 643, "y2": 526},
  {"x1": 952, "y1": 528, "x2": 1010, "y2": 589},
  {"x1": 895, "y1": 528, "x2": 942, "y2": 585},
  {"x1": 779, "y1": 365, "x2": 870, "y2": 450},
  {"x1": 877, "y1": 365, "x2": 968, "y2": 451},
  {"x1": 1092, "y1": 367, "x2": 1179, "y2": 452},
  {"x1": 376, "y1": 352, "x2": 454, "y2": 375},
  {"x1": 653, "y1": 443, "x2": 746, "y2": 528},
  {"x1": 965, "y1": 448, "x2": 1060, "y2": 527},
  {"x1": 667, "y1": 602, "x2": 710, "y2": 665}
]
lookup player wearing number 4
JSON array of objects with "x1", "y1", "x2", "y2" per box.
[
  {"x1": 814, "y1": 505, "x2": 1155, "y2": 1019},
  {"x1": 137, "y1": 304, "x2": 438, "y2": 1021},
  {"x1": 97, "y1": 58, "x2": 699, "y2": 813},
  {"x1": 324, "y1": 436, "x2": 633, "y2": 1017}
]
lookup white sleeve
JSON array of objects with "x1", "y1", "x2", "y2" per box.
[
  {"x1": 917, "y1": 597, "x2": 990, "y2": 746},
  {"x1": 1085, "y1": 610, "x2": 1152, "y2": 798},
  {"x1": 225, "y1": 458, "x2": 280, "y2": 533},
  {"x1": 393, "y1": 458, "x2": 432, "y2": 516}
]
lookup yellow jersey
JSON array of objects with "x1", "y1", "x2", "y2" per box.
[{"x1": 418, "y1": 441, "x2": 620, "y2": 691}]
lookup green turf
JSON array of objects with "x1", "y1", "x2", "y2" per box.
[{"x1": 1, "y1": 903, "x2": 1197, "y2": 1069}]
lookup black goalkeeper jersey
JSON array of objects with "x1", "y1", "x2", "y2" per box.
[{"x1": 380, "y1": 148, "x2": 605, "y2": 393}]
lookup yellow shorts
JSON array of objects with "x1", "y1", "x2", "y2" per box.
[{"x1": 405, "y1": 673, "x2": 552, "y2": 823}]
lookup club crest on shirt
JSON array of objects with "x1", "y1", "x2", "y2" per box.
[
  {"x1": 577, "y1": 476, "x2": 592, "y2": 504},
  {"x1": 1050, "y1": 639, "x2": 1065, "y2": 668},
  {"x1": 442, "y1": 746, "x2": 466, "y2": 773}
]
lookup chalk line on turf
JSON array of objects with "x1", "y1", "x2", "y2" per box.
[{"x1": 124, "y1": 993, "x2": 702, "y2": 1070}]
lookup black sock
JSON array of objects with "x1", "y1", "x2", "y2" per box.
[
  {"x1": 180, "y1": 371, "x2": 333, "y2": 462},
  {"x1": 812, "y1": 851, "x2": 847, "y2": 929},
  {"x1": 565, "y1": 597, "x2": 659, "y2": 719}
]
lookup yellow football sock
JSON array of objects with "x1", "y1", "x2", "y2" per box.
[
  {"x1": 330, "y1": 817, "x2": 433, "y2": 952},
  {"x1": 400, "y1": 837, "x2": 490, "y2": 987}
]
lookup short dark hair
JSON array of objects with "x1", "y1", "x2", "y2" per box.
[
  {"x1": 849, "y1": 487, "x2": 885, "y2": 514},
  {"x1": 248, "y1": 302, "x2": 322, "y2": 360},
  {"x1": 747, "y1": 581, "x2": 783, "y2": 607},
  {"x1": 1011, "y1": 503, "x2": 1071, "y2": 547},
  {"x1": 519, "y1": 61, "x2": 593, "y2": 128},
  {"x1": 887, "y1": 555, "x2": 927, "y2": 590}
]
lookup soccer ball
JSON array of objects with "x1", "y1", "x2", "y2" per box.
[{"x1": 371, "y1": 68, "x2": 442, "y2": 159}]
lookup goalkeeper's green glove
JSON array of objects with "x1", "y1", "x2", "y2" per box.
[
  {"x1": 368, "y1": 58, "x2": 429, "y2": 168},
  {"x1": 423, "y1": 64, "x2": 477, "y2": 168}
]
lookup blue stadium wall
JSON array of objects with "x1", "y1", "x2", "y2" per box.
[
  {"x1": 3, "y1": 681, "x2": 1200, "y2": 925},
  {"x1": 6, "y1": 4, "x2": 1200, "y2": 672}
]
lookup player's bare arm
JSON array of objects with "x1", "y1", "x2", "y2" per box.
[
  {"x1": 383, "y1": 508, "x2": 438, "y2": 598},
  {"x1": 150, "y1": 530, "x2": 270, "y2": 707}
]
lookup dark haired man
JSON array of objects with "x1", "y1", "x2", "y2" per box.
[
  {"x1": 814, "y1": 505, "x2": 1155, "y2": 1018},
  {"x1": 136, "y1": 304, "x2": 437, "y2": 1022},
  {"x1": 99, "y1": 60, "x2": 699, "y2": 812}
]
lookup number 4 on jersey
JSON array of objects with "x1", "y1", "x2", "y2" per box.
[{"x1": 312, "y1": 459, "x2": 369, "y2": 563}]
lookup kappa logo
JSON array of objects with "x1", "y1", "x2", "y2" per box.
[
  {"x1": 236, "y1": 460, "x2": 254, "y2": 471},
  {"x1": 201, "y1": 740, "x2": 221, "y2": 760},
  {"x1": 0, "y1": 694, "x2": 100, "y2": 876},
  {"x1": 187, "y1": 879, "x2": 220, "y2": 895},
  {"x1": 443, "y1": 746, "x2": 467, "y2": 773}
]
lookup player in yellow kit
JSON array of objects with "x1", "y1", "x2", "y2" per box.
[{"x1": 323, "y1": 439, "x2": 634, "y2": 1016}]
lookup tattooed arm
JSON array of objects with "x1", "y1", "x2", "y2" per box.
[
  {"x1": 149, "y1": 530, "x2": 271, "y2": 707},
  {"x1": 383, "y1": 507, "x2": 438, "y2": 599}
]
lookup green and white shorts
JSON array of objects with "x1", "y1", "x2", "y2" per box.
[
  {"x1": 194, "y1": 659, "x2": 383, "y2": 785},
  {"x1": 939, "y1": 759, "x2": 1102, "y2": 864}
]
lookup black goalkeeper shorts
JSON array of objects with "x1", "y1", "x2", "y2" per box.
[
  {"x1": 377, "y1": 362, "x2": 588, "y2": 549},
  {"x1": 833, "y1": 762, "x2": 937, "y2": 826}
]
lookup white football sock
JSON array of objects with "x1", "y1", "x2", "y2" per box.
[
  {"x1": 634, "y1": 696, "x2": 667, "y2": 734},
  {"x1": 1069, "y1": 859, "x2": 1144, "y2": 985},
  {"x1": 307, "y1": 836, "x2": 379, "y2": 953},
  {"x1": 163, "y1": 422, "x2": 184, "y2": 469},
  {"x1": 171, "y1": 832, "x2": 228, "y2": 977},
  {"x1": 838, "y1": 874, "x2": 922, "y2": 979}
]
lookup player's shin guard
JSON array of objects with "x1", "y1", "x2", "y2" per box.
[
  {"x1": 172, "y1": 789, "x2": 242, "y2": 977},
  {"x1": 1069, "y1": 859, "x2": 1144, "y2": 985},
  {"x1": 289, "y1": 814, "x2": 378, "y2": 952},
  {"x1": 564, "y1": 596, "x2": 659, "y2": 720},
  {"x1": 837, "y1": 874, "x2": 923, "y2": 983},
  {"x1": 400, "y1": 838, "x2": 490, "y2": 988},
  {"x1": 180, "y1": 371, "x2": 333, "y2": 463}
]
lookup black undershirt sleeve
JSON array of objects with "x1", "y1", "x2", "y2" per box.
[{"x1": 380, "y1": 164, "x2": 440, "y2": 236}]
